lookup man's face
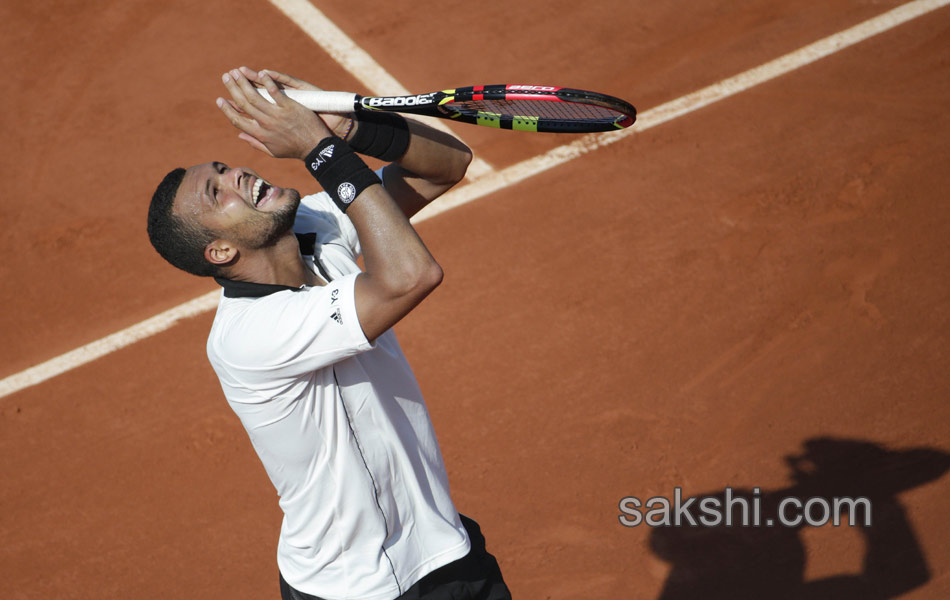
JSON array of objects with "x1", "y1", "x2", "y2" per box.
[{"x1": 174, "y1": 161, "x2": 300, "y2": 249}]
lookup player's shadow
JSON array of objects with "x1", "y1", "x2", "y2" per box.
[{"x1": 648, "y1": 437, "x2": 949, "y2": 600}]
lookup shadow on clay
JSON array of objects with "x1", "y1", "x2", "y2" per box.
[{"x1": 648, "y1": 437, "x2": 949, "y2": 600}]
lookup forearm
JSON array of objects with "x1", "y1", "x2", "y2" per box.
[
  {"x1": 387, "y1": 118, "x2": 472, "y2": 183},
  {"x1": 347, "y1": 117, "x2": 473, "y2": 218},
  {"x1": 345, "y1": 182, "x2": 443, "y2": 341},
  {"x1": 303, "y1": 135, "x2": 442, "y2": 341},
  {"x1": 348, "y1": 185, "x2": 441, "y2": 291}
]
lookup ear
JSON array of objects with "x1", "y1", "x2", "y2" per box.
[{"x1": 204, "y1": 239, "x2": 238, "y2": 266}]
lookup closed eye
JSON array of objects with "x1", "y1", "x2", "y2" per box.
[{"x1": 210, "y1": 162, "x2": 228, "y2": 202}]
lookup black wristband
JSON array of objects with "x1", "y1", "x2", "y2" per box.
[
  {"x1": 304, "y1": 137, "x2": 381, "y2": 213},
  {"x1": 347, "y1": 111, "x2": 411, "y2": 162}
]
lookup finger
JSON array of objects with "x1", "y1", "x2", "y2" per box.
[
  {"x1": 222, "y1": 97, "x2": 251, "y2": 121},
  {"x1": 258, "y1": 70, "x2": 291, "y2": 107},
  {"x1": 261, "y1": 69, "x2": 323, "y2": 92},
  {"x1": 259, "y1": 70, "x2": 311, "y2": 113},
  {"x1": 238, "y1": 132, "x2": 274, "y2": 157},
  {"x1": 238, "y1": 65, "x2": 264, "y2": 87},
  {"x1": 221, "y1": 71, "x2": 252, "y2": 110},
  {"x1": 216, "y1": 96, "x2": 260, "y2": 136},
  {"x1": 260, "y1": 70, "x2": 293, "y2": 87},
  {"x1": 232, "y1": 67, "x2": 269, "y2": 106},
  {"x1": 225, "y1": 68, "x2": 270, "y2": 118}
]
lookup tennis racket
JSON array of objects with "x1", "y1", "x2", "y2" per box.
[{"x1": 257, "y1": 84, "x2": 636, "y2": 133}]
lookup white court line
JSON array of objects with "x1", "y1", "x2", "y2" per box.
[
  {"x1": 1, "y1": 0, "x2": 946, "y2": 400},
  {"x1": 267, "y1": 0, "x2": 495, "y2": 179},
  {"x1": 414, "y1": 0, "x2": 950, "y2": 221},
  {"x1": 0, "y1": 291, "x2": 222, "y2": 399}
]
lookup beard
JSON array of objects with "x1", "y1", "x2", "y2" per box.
[{"x1": 233, "y1": 188, "x2": 301, "y2": 249}]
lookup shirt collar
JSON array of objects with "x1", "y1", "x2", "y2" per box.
[
  {"x1": 213, "y1": 233, "x2": 324, "y2": 298},
  {"x1": 213, "y1": 277, "x2": 301, "y2": 298}
]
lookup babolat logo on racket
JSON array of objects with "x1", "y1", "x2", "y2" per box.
[
  {"x1": 310, "y1": 145, "x2": 335, "y2": 171},
  {"x1": 365, "y1": 93, "x2": 435, "y2": 108},
  {"x1": 508, "y1": 85, "x2": 558, "y2": 91}
]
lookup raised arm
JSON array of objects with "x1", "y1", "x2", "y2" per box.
[
  {"x1": 258, "y1": 69, "x2": 472, "y2": 218},
  {"x1": 370, "y1": 119, "x2": 472, "y2": 218},
  {"x1": 217, "y1": 67, "x2": 443, "y2": 342}
]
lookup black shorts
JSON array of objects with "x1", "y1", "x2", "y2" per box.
[{"x1": 279, "y1": 514, "x2": 512, "y2": 600}]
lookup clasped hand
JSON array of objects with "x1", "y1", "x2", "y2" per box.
[{"x1": 216, "y1": 66, "x2": 337, "y2": 160}]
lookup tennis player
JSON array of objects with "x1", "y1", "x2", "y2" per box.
[{"x1": 147, "y1": 66, "x2": 510, "y2": 600}]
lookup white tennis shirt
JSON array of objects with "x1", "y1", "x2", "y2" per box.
[{"x1": 206, "y1": 191, "x2": 470, "y2": 600}]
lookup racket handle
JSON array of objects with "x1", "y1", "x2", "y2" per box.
[{"x1": 256, "y1": 89, "x2": 357, "y2": 113}]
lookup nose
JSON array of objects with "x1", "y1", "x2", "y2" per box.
[{"x1": 229, "y1": 167, "x2": 248, "y2": 192}]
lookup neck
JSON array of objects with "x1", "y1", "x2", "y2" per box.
[{"x1": 222, "y1": 233, "x2": 318, "y2": 288}]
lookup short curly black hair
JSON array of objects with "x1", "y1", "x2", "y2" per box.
[{"x1": 147, "y1": 167, "x2": 220, "y2": 277}]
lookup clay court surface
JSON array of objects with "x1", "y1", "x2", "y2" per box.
[{"x1": 2, "y1": 0, "x2": 949, "y2": 598}]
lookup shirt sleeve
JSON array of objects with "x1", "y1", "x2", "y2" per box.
[{"x1": 209, "y1": 273, "x2": 373, "y2": 392}]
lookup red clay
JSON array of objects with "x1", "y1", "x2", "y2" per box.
[{"x1": 1, "y1": 1, "x2": 948, "y2": 599}]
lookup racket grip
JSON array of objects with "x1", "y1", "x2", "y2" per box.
[{"x1": 256, "y1": 89, "x2": 357, "y2": 113}]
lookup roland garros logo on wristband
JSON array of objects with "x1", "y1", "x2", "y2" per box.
[{"x1": 337, "y1": 182, "x2": 357, "y2": 204}]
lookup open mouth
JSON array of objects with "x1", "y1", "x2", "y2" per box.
[{"x1": 251, "y1": 178, "x2": 272, "y2": 207}]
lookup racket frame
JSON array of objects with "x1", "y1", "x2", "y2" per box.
[{"x1": 260, "y1": 85, "x2": 636, "y2": 134}]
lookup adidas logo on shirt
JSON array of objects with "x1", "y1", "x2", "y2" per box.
[{"x1": 330, "y1": 307, "x2": 343, "y2": 325}]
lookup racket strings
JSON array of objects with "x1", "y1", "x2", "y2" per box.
[{"x1": 450, "y1": 98, "x2": 625, "y2": 123}]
